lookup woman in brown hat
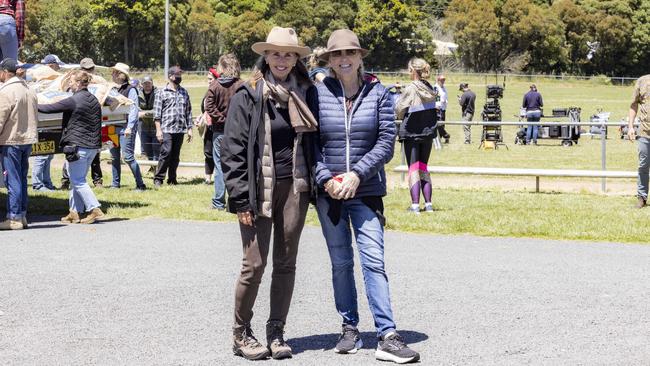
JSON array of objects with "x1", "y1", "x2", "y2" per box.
[
  {"x1": 221, "y1": 26, "x2": 318, "y2": 361},
  {"x1": 313, "y1": 29, "x2": 420, "y2": 364}
]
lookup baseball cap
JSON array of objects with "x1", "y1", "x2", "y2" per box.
[
  {"x1": 142, "y1": 75, "x2": 153, "y2": 84},
  {"x1": 79, "y1": 57, "x2": 96, "y2": 70},
  {"x1": 168, "y1": 66, "x2": 182, "y2": 76},
  {"x1": 0, "y1": 58, "x2": 18, "y2": 73},
  {"x1": 41, "y1": 54, "x2": 63, "y2": 65},
  {"x1": 459, "y1": 82, "x2": 468, "y2": 90}
]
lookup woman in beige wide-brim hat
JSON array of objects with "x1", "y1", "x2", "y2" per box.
[
  {"x1": 221, "y1": 26, "x2": 319, "y2": 361},
  {"x1": 312, "y1": 29, "x2": 421, "y2": 364}
]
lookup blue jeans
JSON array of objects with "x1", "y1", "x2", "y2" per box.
[
  {"x1": 68, "y1": 148, "x2": 101, "y2": 213},
  {"x1": 110, "y1": 126, "x2": 144, "y2": 188},
  {"x1": 211, "y1": 132, "x2": 225, "y2": 209},
  {"x1": 139, "y1": 122, "x2": 160, "y2": 160},
  {"x1": 0, "y1": 14, "x2": 18, "y2": 60},
  {"x1": 638, "y1": 137, "x2": 650, "y2": 200},
  {"x1": 315, "y1": 197, "x2": 396, "y2": 338},
  {"x1": 526, "y1": 110, "x2": 541, "y2": 143},
  {"x1": 31, "y1": 154, "x2": 56, "y2": 189},
  {"x1": 1, "y1": 145, "x2": 31, "y2": 220}
]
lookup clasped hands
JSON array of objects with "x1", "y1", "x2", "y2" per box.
[{"x1": 324, "y1": 172, "x2": 360, "y2": 200}]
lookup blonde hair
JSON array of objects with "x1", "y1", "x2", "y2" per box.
[
  {"x1": 408, "y1": 58, "x2": 430, "y2": 80},
  {"x1": 216, "y1": 53, "x2": 241, "y2": 78},
  {"x1": 71, "y1": 70, "x2": 91, "y2": 88}
]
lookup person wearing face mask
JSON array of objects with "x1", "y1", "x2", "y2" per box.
[
  {"x1": 221, "y1": 27, "x2": 317, "y2": 361},
  {"x1": 38, "y1": 70, "x2": 104, "y2": 224},
  {"x1": 313, "y1": 29, "x2": 420, "y2": 364},
  {"x1": 109, "y1": 62, "x2": 146, "y2": 190},
  {"x1": 0, "y1": 58, "x2": 38, "y2": 230},
  {"x1": 152, "y1": 66, "x2": 192, "y2": 187}
]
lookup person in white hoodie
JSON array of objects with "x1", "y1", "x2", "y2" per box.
[
  {"x1": 395, "y1": 58, "x2": 437, "y2": 214},
  {"x1": 434, "y1": 74, "x2": 450, "y2": 143}
]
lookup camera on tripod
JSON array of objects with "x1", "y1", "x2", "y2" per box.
[{"x1": 480, "y1": 84, "x2": 506, "y2": 148}]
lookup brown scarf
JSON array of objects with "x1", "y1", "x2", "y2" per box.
[{"x1": 264, "y1": 71, "x2": 318, "y2": 133}]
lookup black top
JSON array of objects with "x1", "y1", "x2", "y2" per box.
[
  {"x1": 268, "y1": 102, "x2": 295, "y2": 179},
  {"x1": 38, "y1": 89, "x2": 102, "y2": 149},
  {"x1": 460, "y1": 90, "x2": 476, "y2": 115}
]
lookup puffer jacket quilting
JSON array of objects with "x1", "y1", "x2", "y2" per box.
[{"x1": 314, "y1": 77, "x2": 396, "y2": 197}]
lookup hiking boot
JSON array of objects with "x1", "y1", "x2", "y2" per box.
[
  {"x1": 636, "y1": 196, "x2": 647, "y2": 209},
  {"x1": 233, "y1": 326, "x2": 271, "y2": 360},
  {"x1": 266, "y1": 320, "x2": 292, "y2": 359},
  {"x1": 61, "y1": 211, "x2": 81, "y2": 224},
  {"x1": 80, "y1": 208, "x2": 105, "y2": 224},
  {"x1": 375, "y1": 332, "x2": 420, "y2": 364},
  {"x1": 335, "y1": 324, "x2": 362, "y2": 354},
  {"x1": 0, "y1": 219, "x2": 24, "y2": 230}
]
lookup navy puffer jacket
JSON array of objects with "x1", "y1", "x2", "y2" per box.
[{"x1": 314, "y1": 76, "x2": 396, "y2": 197}]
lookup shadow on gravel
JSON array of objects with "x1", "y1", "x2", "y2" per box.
[
  {"x1": 289, "y1": 330, "x2": 428, "y2": 354},
  {"x1": 1, "y1": 192, "x2": 148, "y2": 218}
]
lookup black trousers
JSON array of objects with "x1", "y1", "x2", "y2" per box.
[
  {"x1": 436, "y1": 109, "x2": 449, "y2": 139},
  {"x1": 154, "y1": 133, "x2": 184, "y2": 184},
  {"x1": 62, "y1": 153, "x2": 103, "y2": 185},
  {"x1": 403, "y1": 139, "x2": 433, "y2": 167},
  {"x1": 203, "y1": 128, "x2": 214, "y2": 175}
]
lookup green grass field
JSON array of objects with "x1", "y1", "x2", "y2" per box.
[{"x1": 11, "y1": 76, "x2": 647, "y2": 244}]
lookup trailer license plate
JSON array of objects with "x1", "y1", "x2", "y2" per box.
[{"x1": 33, "y1": 140, "x2": 56, "y2": 154}]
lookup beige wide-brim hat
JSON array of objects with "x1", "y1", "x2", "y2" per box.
[
  {"x1": 252, "y1": 27, "x2": 311, "y2": 58},
  {"x1": 319, "y1": 29, "x2": 369, "y2": 61},
  {"x1": 111, "y1": 62, "x2": 131, "y2": 78}
]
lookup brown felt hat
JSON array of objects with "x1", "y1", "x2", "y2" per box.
[
  {"x1": 252, "y1": 27, "x2": 311, "y2": 58},
  {"x1": 319, "y1": 29, "x2": 369, "y2": 61}
]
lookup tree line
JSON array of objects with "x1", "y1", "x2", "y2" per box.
[{"x1": 22, "y1": 0, "x2": 649, "y2": 76}]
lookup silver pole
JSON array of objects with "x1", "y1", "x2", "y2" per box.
[
  {"x1": 164, "y1": 0, "x2": 169, "y2": 78},
  {"x1": 601, "y1": 123, "x2": 607, "y2": 193}
]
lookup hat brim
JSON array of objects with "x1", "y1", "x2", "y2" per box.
[
  {"x1": 251, "y1": 42, "x2": 312, "y2": 58},
  {"x1": 110, "y1": 67, "x2": 130, "y2": 79},
  {"x1": 319, "y1": 46, "x2": 369, "y2": 62}
]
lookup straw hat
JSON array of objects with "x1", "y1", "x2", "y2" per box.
[
  {"x1": 319, "y1": 29, "x2": 369, "y2": 61},
  {"x1": 111, "y1": 62, "x2": 131, "y2": 78},
  {"x1": 252, "y1": 27, "x2": 311, "y2": 57}
]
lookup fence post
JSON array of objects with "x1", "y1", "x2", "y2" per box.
[{"x1": 601, "y1": 123, "x2": 607, "y2": 193}]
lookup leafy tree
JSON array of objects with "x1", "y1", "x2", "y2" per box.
[{"x1": 220, "y1": 11, "x2": 272, "y2": 67}]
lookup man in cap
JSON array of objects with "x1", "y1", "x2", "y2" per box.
[
  {"x1": 109, "y1": 62, "x2": 146, "y2": 190},
  {"x1": 138, "y1": 75, "x2": 159, "y2": 163},
  {"x1": 0, "y1": 0, "x2": 24, "y2": 60},
  {"x1": 522, "y1": 84, "x2": 543, "y2": 145},
  {"x1": 458, "y1": 82, "x2": 476, "y2": 144},
  {"x1": 153, "y1": 66, "x2": 192, "y2": 187},
  {"x1": 41, "y1": 54, "x2": 63, "y2": 71},
  {"x1": 0, "y1": 58, "x2": 38, "y2": 229},
  {"x1": 434, "y1": 74, "x2": 450, "y2": 143}
]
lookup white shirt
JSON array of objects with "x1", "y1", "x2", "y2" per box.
[{"x1": 434, "y1": 83, "x2": 448, "y2": 111}]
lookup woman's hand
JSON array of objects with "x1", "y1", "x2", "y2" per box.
[
  {"x1": 237, "y1": 211, "x2": 254, "y2": 226},
  {"x1": 324, "y1": 178, "x2": 343, "y2": 200},
  {"x1": 156, "y1": 129, "x2": 163, "y2": 143},
  {"x1": 333, "y1": 172, "x2": 360, "y2": 200}
]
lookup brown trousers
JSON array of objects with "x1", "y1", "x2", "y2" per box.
[{"x1": 233, "y1": 178, "x2": 309, "y2": 333}]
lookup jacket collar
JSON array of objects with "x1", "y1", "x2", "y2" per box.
[{"x1": 0, "y1": 76, "x2": 27, "y2": 91}]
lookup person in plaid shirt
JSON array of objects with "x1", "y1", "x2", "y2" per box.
[
  {"x1": 153, "y1": 66, "x2": 193, "y2": 187},
  {"x1": 0, "y1": 0, "x2": 24, "y2": 60}
]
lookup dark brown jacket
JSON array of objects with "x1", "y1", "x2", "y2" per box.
[{"x1": 205, "y1": 77, "x2": 242, "y2": 133}]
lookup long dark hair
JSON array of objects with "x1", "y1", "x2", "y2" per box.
[{"x1": 250, "y1": 54, "x2": 311, "y2": 88}]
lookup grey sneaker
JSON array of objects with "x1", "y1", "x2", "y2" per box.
[
  {"x1": 266, "y1": 320, "x2": 292, "y2": 359},
  {"x1": 375, "y1": 332, "x2": 420, "y2": 364},
  {"x1": 335, "y1": 324, "x2": 362, "y2": 354},
  {"x1": 233, "y1": 326, "x2": 270, "y2": 360},
  {"x1": 407, "y1": 206, "x2": 420, "y2": 215}
]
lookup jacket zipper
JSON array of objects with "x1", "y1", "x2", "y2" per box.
[{"x1": 339, "y1": 80, "x2": 365, "y2": 173}]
